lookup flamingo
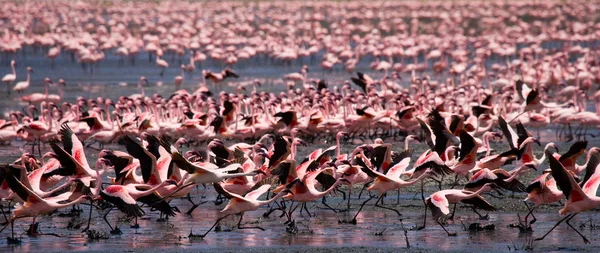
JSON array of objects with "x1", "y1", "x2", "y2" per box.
[
  {"x1": 2, "y1": 60, "x2": 16, "y2": 95},
  {"x1": 0, "y1": 164, "x2": 89, "y2": 240},
  {"x1": 13, "y1": 67, "x2": 32, "y2": 94},
  {"x1": 190, "y1": 179, "x2": 291, "y2": 238},
  {"x1": 422, "y1": 183, "x2": 496, "y2": 235},
  {"x1": 534, "y1": 149, "x2": 600, "y2": 244}
]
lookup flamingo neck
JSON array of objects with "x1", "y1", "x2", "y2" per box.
[
  {"x1": 484, "y1": 134, "x2": 492, "y2": 157},
  {"x1": 336, "y1": 135, "x2": 341, "y2": 157},
  {"x1": 260, "y1": 190, "x2": 287, "y2": 205}
]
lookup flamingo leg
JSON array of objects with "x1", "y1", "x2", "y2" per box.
[
  {"x1": 418, "y1": 181, "x2": 427, "y2": 230},
  {"x1": 26, "y1": 216, "x2": 38, "y2": 236},
  {"x1": 437, "y1": 220, "x2": 456, "y2": 236},
  {"x1": 320, "y1": 198, "x2": 339, "y2": 213},
  {"x1": 345, "y1": 188, "x2": 352, "y2": 211},
  {"x1": 534, "y1": 213, "x2": 572, "y2": 241},
  {"x1": 0, "y1": 204, "x2": 8, "y2": 225},
  {"x1": 523, "y1": 201, "x2": 537, "y2": 225},
  {"x1": 448, "y1": 204, "x2": 457, "y2": 220},
  {"x1": 374, "y1": 194, "x2": 402, "y2": 217},
  {"x1": 191, "y1": 214, "x2": 230, "y2": 238},
  {"x1": 350, "y1": 195, "x2": 375, "y2": 224},
  {"x1": 237, "y1": 213, "x2": 265, "y2": 231},
  {"x1": 82, "y1": 199, "x2": 94, "y2": 232},
  {"x1": 565, "y1": 213, "x2": 590, "y2": 244},
  {"x1": 302, "y1": 203, "x2": 313, "y2": 217}
]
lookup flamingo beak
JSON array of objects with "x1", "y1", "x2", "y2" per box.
[{"x1": 534, "y1": 138, "x2": 541, "y2": 147}]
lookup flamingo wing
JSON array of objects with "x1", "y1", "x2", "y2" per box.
[
  {"x1": 1, "y1": 165, "x2": 42, "y2": 204},
  {"x1": 560, "y1": 141, "x2": 588, "y2": 165},
  {"x1": 47, "y1": 142, "x2": 79, "y2": 176},
  {"x1": 580, "y1": 148, "x2": 600, "y2": 187},
  {"x1": 386, "y1": 150, "x2": 412, "y2": 179},
  {"x1": 458, "y1": 131, "x2": 476, "y2": 162},
  {"x1": 101, "y1": 187, "x2": 144, "y2": 217},
  {"x1": 460, "y1": 195, "x2": 496, "y2": 211},
  {"x1": 359, "y1": 164, "x2": 391, "y2": 181},
  {"x1": 213, "y1": 182, "x2": 245, "y2": 200},
  {"x1": 137, "y1": 192, "x2": 177, "y2": 217},
  {"x1": 498, "y1": 115, "x2": 518, "y2": 150},
  {"x1": 121, "y1": 135, "x2": 157, "y2": 183},
  {"x1": 268, "y1": 135, "x2": 291, "y2": 169},
  {"x1": 546, "y1": 149, "x2": 585, "y2": 201},
  {"x1": 60, "y1": 124, "x2": 90, "y2": 169},
  {"x1": 427, "y1": 193, "x2": 450, "y2": 222}
]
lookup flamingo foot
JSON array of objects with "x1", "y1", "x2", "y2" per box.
[
  {"x1": 7, "y1": 237, "x2": 21, "y2": 244},
  {"x1": 110, "y1": 228, "x2": 122, "y2": 235}
]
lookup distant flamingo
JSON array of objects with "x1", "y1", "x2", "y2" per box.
[
  {"x1": 2, "y1": 60, "x2": 16, "y2": 95},
  {"x1": 13, "y1": 66, "x2": 32, "y2": 94}
]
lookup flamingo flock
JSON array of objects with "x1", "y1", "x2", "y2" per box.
[{"x1": 2, "y1": 0, "x2": 600, "y2": 250}]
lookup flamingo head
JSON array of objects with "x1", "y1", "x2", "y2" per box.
[
  {"x1": 337, "y1": 131, "x2": 349, "y2": 140},
  {"x1": 545, "y1": 142, "x2": 558, "y2": 153},
  {"x1": 164, "y1": 179, "x2": 178, "y2": 186}
]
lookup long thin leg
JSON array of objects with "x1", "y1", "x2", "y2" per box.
[
  {"x1": 448, "y1": 203, "x2": 457, "y2": 220},
  {"x1": 302, "y1": 203, "x2": 312, "y2": 217},
  {"x1": 349, "y1": 195, "x2": 375, "y2": 224},
  {"x1": 191, "y1": 215, "x2": 230, "y2": 238},
  {"x1": 565, "y1": 213, "x2": 590, "y2": 244},
  {"x1": 0, "y1": 204, "x2": 8, "y2": 225},
  {"x1": 523, "y1": 202, "x2": 537, "y2": 225},
  {"x1": 374, "y1": 194, "x2": 402, "y2": 217},
  {"x1": 321, "y1": 199, "x2": 339, "y2": 213},
  {"x1": 357, "y1": 183, "x2": 369, "y2": 199},
  {"x1": 27, "y1": 216, "x2": 37, "y2": 236},
  {"x1": 345, "y1": 188, "x2": 352, "y2": 211},
  {"x1": 534, "y1": 214, "x2": 572, "y2": 241},
  {"x1": 237, "y1": 213, "x2": 265, "y2": 231},
  {"x1": 82, "y1": 199, "x2": 94, "y2": 232},
  {"x1": 396, "y1": 188, "x2": 401, "y2": 205},
  {"x1": 437, "y1": 220, "x2": 456, "y2": 236}
]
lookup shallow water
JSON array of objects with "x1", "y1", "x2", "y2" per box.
[{"x1": 2, "y1": 47, "x2": 600, "y2": 252}]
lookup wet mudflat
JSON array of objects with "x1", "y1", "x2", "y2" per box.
[{"x1": 1, "y1": 136, "x2": 600, "y2": 253}]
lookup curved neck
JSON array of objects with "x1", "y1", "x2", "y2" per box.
[
  {"x1": 26, "y1": 71, "x2": 30, "y2": 82},
  {"x1": 259, "y1": 190, "x2": 287, "y2": 205},
  {"x1": 316, "y1": 179, "x2": 343, "y2": 198},
  {"x1": 405, "y1": 170, "x2": 431, "y2": 185},
  {"x1": 11, "y1": 63, "x2": 15, "y2": 75},
  {"x1": 537, "y1": 146, "x2": 550, "y2": 163},
  {"x1": 131, "y1": 181, "x2": 168, "y2": 198},
  {"x1": 444, "y1": 146, "x2": 456, "y2": 161},
  {"x1": 92, "y1": 160, "x2": 103, "y2": 196},
  {"x1": 336, "y1": 135, "x2": 341, "y2": 157},
  {"x1": 52, "y1": 195, "x2": 87, "y2": 208},
  {"x1": 484, "y1": 134, "x2": 492, "y2": 157}
]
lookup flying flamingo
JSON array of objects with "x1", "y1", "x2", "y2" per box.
[
  {"x1": 190, "y1": 179, "x2": 291, "y2": 238},
  {"x1": 348, "y1": 151, "x2": 432, "y2": 224},
  {"x1": 534, "y1": 149, "x2": 600, "y2": 244},
  {"x1": 0, "y1": 164, "x2": 89, "y2": 240},
  {"x1": 422, "y1": 183, "x2": 496, "y2": 235}
]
